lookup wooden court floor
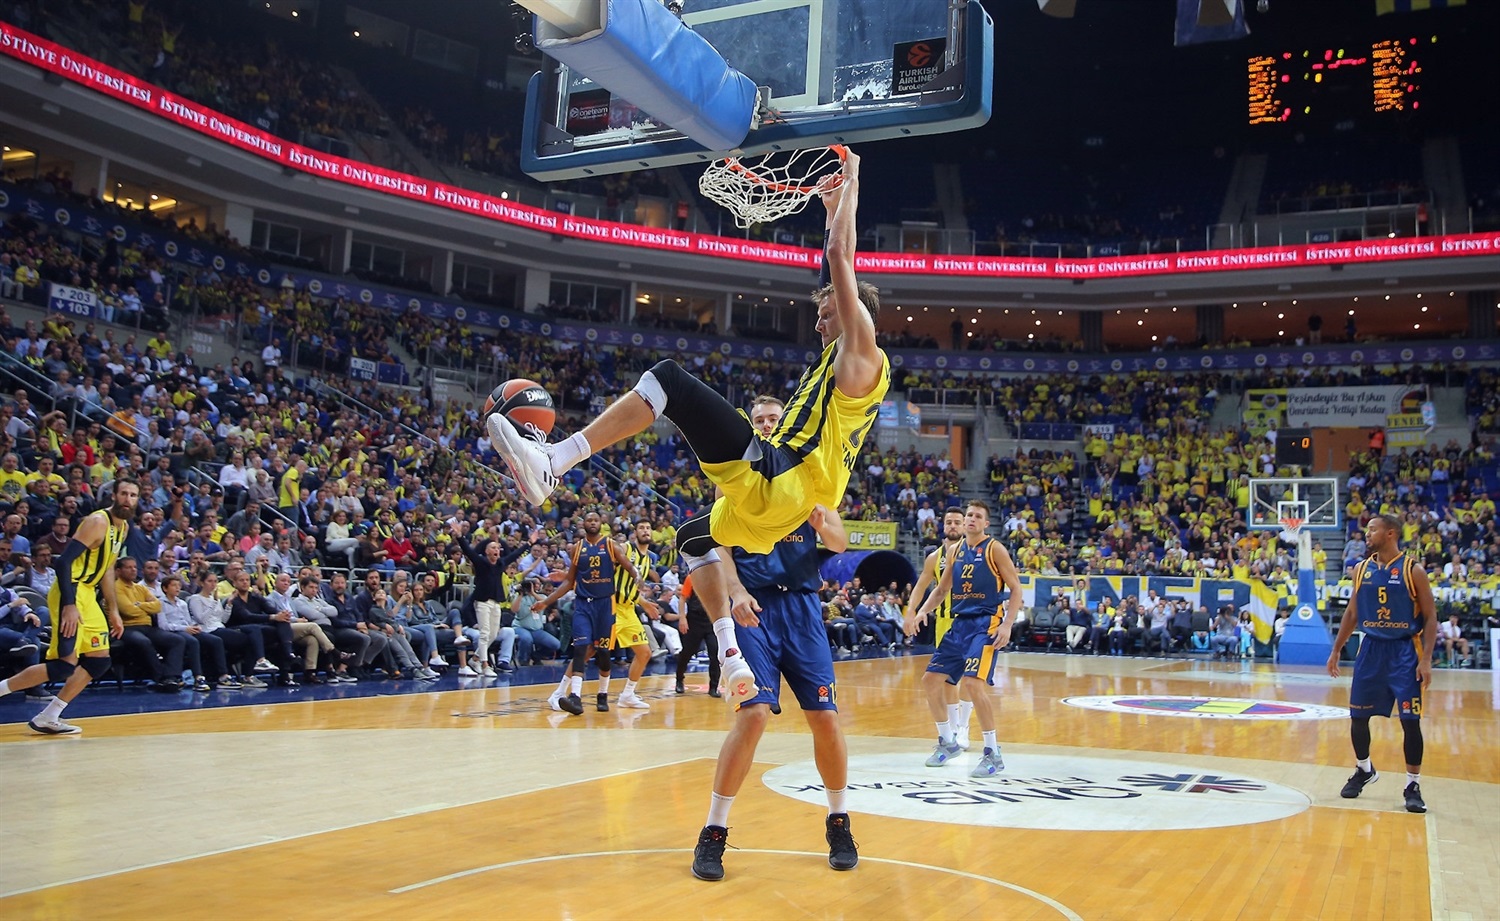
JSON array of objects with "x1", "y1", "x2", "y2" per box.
[{"x1": 1, "y1": 653, "x2": 1497, "y2": 920}]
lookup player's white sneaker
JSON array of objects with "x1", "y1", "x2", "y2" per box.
[
  {"x1": 618, "y1": 691, "x2": 651, "y2": 710},
  {"x1": 486, "y1": 413, "x2": 557, "y2": 506},
  {"x1": 28, "y1": 715, "x2": 81, "y2": 735},
  {"x1": 721, "y1": 651, "x2": 757, "y2": 704},
  {"x1": 547, "y1": 690, "x2": 564, "y2": 712},
  {"x1": 954, "y1": 719, "x2": 972, "y2": 751}
]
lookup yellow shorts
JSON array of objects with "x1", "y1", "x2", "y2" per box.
[
  {"x1": 47, "y1": 583, "x2": 109, "y2": 658},
  {"x1": 611, "y1": 604, "x2": 649, "y2": 650},
  {"x1": 700, "y1": 458, "x2": 817, "y2": 556}
]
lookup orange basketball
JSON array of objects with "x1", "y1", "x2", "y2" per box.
[{"x1": 483, "y1": 378, "x2": 555, "y2": 437}]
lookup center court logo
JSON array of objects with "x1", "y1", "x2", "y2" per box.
[
  {"x1": 1062, "y1": 695, "x2": 1347, "y2": 721},
  {"x1": 764, "y1": 753, "x2": 1310, "y2": 831}
]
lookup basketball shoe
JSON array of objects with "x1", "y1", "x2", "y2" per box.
[
  {"x1": 486, "y1": 414, "x2": 557, "y2": 506},
  {"x1": 970, "y1": 747, "x2": 1005, "y2": 777},
  {"x1": 28, "y1": 715, "x2": 81, "y2": 735},
  {"x1": 826, "y1": 814, "x2": 858, "y2": 870},
  {"x1": 925, "y1": 738, "x2": 963, "y2": 767},
  {"x1": 1340, "y1": 765, "x2": 1378, "y2": 798},
  {"x1": 721, "y1": 650, "x2": 757, "y2": 704},
  {"x1": 692, "y1": 825, "x2": 729, "y2": 881},
  {"x1": 618, "y1": 691, "x2": 651, "y2": 709}
]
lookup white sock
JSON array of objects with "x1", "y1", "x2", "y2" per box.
[
  {"x1": 1407, "y1": 772, "x2": 1420, "y2": 785},
  {"x1": 983, "y1": 730, "x2": 998, "y2": 752},
  {"x1": 935, "y1": 720, "x2": 953, "y2": 744},
  {"x1": 706, "y1": 791, "x2": 734, "y2": 828},
  {"x1": 713, "y1": 617, "x2": 739, "y2": 659},
  {"x1": 957, "y1": 699, "x2": 974, "y2": 727},
  {"x1": 0, "y1": 678, "x2": 11, "y2": 695},
  {"x1": 623, "y1": 680, "x2": 637, "y2": 697},
  {"x1": 1357, "y1": 758, "x2": 1373, "y2": 772},
  {"x1": 41, "y1": 697, "x2": 66, "y2": 721},
  {"x1": 826, "y1": 787, "x2": 847, "y2": 815},
  {"x1": 946, "y1": 702, "x2": 961, "y2": 727},
  {"x1": 569, "y1": 675, "x2": 583, "y2": 696},
  {"x1": 598, "y1": 674, "x2": 611, "y2": 696},
  {"x1": 549, "y1": 432, "x2": 591, "y2": 477},
  {"x1": 555, "y1": 676, "x2": 570, "y2": 695}
]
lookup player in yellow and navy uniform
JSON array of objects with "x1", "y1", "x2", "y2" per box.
[
  {"x1": 486, "y1": 151, "x2": 885, "y2": 710},
  {"x1": 0, "y1": 479, "x2": 138, "y2": 734},
  {"x1": 600, "y1": 523, "x2": 662, "y2": 710},
  {"x1": 535, "y1": 510, "x2": 642, "y2": 715},
  {"x1": 909, "y1": 500, "x2": 1023, "y2": 779},
  {"x1": 905, "y1": 506, "x2": 978, "y2": 749},
  {"x1": 1328, "y1": 513, "x2": 1438, "y2": 814}
]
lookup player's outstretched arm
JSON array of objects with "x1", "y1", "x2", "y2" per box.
[
  {"x1": 821, "y1": 151, "x2": 882, "y2": 399},
  {"x1": 914, "y1": 543, "x2": 959, "y2": 625},
  {"x1": 537, "y1": 546, "x2": 579, "y2": 610}
]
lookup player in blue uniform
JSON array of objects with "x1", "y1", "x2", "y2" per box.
[
  {"x1": 535, "y1": 510, "x2": 640, "y2": 715},
  {"x1": 1327, "y1": 513, "x2": 1437, "y2": 813},
  {"x1": 908, "y1": 499, "x2": 1023, "y2": 778},
  {"x1": 691, "y1": 395, "x2": 857, "y2": 882},
  {"x1": 905, "y1": 506, "x2": 977, "y2": 748}
]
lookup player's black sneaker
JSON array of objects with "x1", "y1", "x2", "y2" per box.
[
  {"x1": 1340, "y1": 765, "x2": 1378, "y2": 799},
  {"x1": 596, "y1": 693, "x2": 609, "y2": 712},
  {"x1": 558, "y1": 694, "x2": 584, "y2": 715},
  {"x1": 692, "y1": 825, "x2": 729, "y2": 881},
  {"x1": 1404, "y1": 781, "x2": 1426, "y2": 814},
  {"x1": 826, "y1": 813, "x2": 858, "y2": 871}
]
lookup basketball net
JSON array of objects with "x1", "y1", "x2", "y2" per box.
[
  {"x1": 699, "y1": 145, "x2": 847, "y2": 228},
  {"x1": 1278, "y1": 518, "x2": 1304, "y2": 544}
]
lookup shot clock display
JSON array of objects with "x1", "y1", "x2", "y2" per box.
[
  {"x1": 1276, "y1": 429, "x2": 1314, "y2": 467},
  {"x1": 1248, "y1": 38, "x2": 1427, "y2": 125}
]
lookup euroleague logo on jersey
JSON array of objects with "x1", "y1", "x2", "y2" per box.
[{"x1": 765, "y1": 753, "x2": 1309, "y2": 831}]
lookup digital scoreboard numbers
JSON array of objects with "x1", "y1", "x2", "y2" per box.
[
  {"x1": 1248, "y1": 55, "x2": 1282, "y2": 124},
  {"x1": 1275, "y1": 429, "x2": 1314, "y2": 468},
  {"x1": 1247, "y1": 38, "x2": 1426, "y2": 125},
  {"x1": 1372, "y1": 39, "x2": 1420, "y2": 113}
]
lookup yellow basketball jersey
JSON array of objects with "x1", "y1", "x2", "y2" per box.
[
  {"x1": 772, "y1": 341, "x2": 890, "y2": 502},
  {"x1": 71, "y1": 511, "x2": 126, "y2": 588},
  {"x1": 933, "y1": 541, "x2": 956, "y2": 644}
]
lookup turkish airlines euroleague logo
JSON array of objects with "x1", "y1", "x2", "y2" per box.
[{"x1": 893, "y1": 37, "x2": 947, "y2": 95}]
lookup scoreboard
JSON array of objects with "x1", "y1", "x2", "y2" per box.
[
  {"x1": 1275, "y1": 429, "x2": 1314, "y2": 468},
  {"x1": 1248, "y1": 38, "x2": 1428, "y2": 125}
]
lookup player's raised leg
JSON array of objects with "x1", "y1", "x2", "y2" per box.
[{"x1": 488, "y1": 356, "x2": 756, "y2": 506}]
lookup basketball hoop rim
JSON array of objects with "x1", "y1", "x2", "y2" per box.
[{"x1": 717, "y1": 144, "x2": 847, "y2": 195}]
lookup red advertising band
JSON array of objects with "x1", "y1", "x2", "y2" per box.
[{"x1": 5, "y1": 22, "x2": 1497, "y2": 279}]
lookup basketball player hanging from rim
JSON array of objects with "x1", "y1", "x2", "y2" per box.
[{"x1": 490, "y1": 149, "x2": 889, "y2": 703}]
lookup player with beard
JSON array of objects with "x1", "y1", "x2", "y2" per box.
[
  {"x1": 0, "y1": 479, "x2": 137, "y2": 734},
  {"x1": 905, "y1": 506, "x2": 978, "y2": 749},
  {"x1": 537, "y1": 510, "x2": 643, "y2": 714}
]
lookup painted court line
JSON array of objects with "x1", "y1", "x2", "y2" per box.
[{"x1": 389, "y1": 847, "x2": 1084, "y2": 920}]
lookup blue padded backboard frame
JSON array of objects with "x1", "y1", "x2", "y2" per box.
[{"x1": 521, "y1": 0, "x2": 993, "y2": 181}]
